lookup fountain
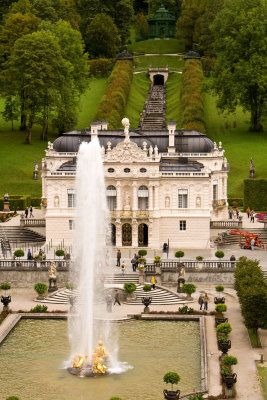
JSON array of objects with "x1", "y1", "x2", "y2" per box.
[{"x1": 67, "y1": 138, "x2": 116, "y2": 377}]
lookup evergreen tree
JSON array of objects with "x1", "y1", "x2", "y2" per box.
[{"x1": 135, "y1": 13, "x2": 148, "y2": 41}]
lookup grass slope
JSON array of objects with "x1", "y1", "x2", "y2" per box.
[
  {"x1": 258, "y1": 366, "x2": 267, "y2": 399},
  {"x1": 134, "y1": 55, "x2": 183, "y2": 72},
  {"x1": 166, "y1": 72, "x2": 182, "y2": 124},
  {"x1": 0, "y1": 78, "x2": 107, "y2": 196},
  {"x1": 205, "y1": 91, "x2": 267, "y2": 198},
  {"x1": 128, "y1": 38, "x2": 184, "y2": 54},
  {"x1": 124, "y1": 73, "x2": 151, "y2": 129}
]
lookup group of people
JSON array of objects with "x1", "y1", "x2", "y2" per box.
[
  {"x1": 198, "y1": 293, "x2": 210, "y2": 311},
  {"x1": 24, "y1": 206, "x2": 34, "y2": 218},
  {"x1": 228, "y1": 208, "x2": 240, "y2": 219},
  {"x1": 246, "y1": 208, "x2": 255, "y2": 223}
]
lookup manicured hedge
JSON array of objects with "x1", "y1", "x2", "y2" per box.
[
  {"x1": 180, "y1": 59, "x2": 206, "y2": 133},
  {"x1": 244, "y1": 179, "x2": 267, "y2": 211},
  {"x1": 88, "y1": 58, "x2": 115, "y2": 77},
  {"x1": 0, "y1": 195, "x2": 41, "y2": 211},
  {"x1": 228, "y1": 198, "x2": 244, "y2": 208},
  {"x1": 235, "y1": 257, "x2": 267, "y2": 336},
  {"x1": 95, "y1": 60, "x2": 133, "y2": 130}
]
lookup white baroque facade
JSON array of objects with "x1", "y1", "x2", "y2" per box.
[{"x1": 42, "y1": 120, "x2": 229, "y2": 249}]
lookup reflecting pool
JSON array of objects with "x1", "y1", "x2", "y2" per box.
[{"x1": 0, "y1": 319, "x2": 201, "y2": 400}]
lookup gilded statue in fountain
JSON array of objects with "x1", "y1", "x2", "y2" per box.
[{"x1": 70, "y1": 340, "x2": 109, "y2": 376}]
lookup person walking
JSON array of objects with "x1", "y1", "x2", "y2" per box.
[
  {"x1": 29, "y1": 206, "x2": 34, "y2": 218},
  {"x1": 203, "y1": 293, "x2": 210, "y2": 311},
  {"x1": 27, "y1": 249, "x2": 32, "y2": 260},
  {"x1": 250, "y1": 210, "x2": 255, "y2": 223},
  {"x1": 114, "y1": 290, "x2": 121, "y2": 306},
  {"x1": 116, "y1": 249, "x2": 121, "y2": 267},
  {"x1": 236, "y1": 208, "x2": 239, "y2": 219},
  {"x1": 228, "y1": 209, "x2": 233, "y2": 219},
  {"x1": 25, "y1": 208, "x2": 28, "y2": 219},
  {"x1": 198, "y1": 294, "x2": 204, "y2": 311},
  {"x1": 151, "y1": 275, "x2": 156, "y2": 290},
  {"x1": 131, "y1": 257, "x2": 136, "y2": 272},
  {"x1": 250, "y1": 238, "x2": 255, "y2": 251},
  {"x1": 121, "y1": 261, "x2": 126, "y2": 275},
  {"x1": 246, "y1": 207, "x2": 251, "y2": 219}
]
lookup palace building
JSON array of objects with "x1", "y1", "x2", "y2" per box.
[{"x1": 41, "y1": 118, "x2": 229, "y2": 249}]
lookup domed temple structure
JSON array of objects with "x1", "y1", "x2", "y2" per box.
[{"x1": 42, "y1": 119, "x2": 229, "y2": 249}]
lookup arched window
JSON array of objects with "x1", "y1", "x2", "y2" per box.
[
  {"x1": 138, "y1": 185, "x2": 148, "y2": 210},
  {"x1": 106, "y1": 185, "x2": 117, "y2": 211}
]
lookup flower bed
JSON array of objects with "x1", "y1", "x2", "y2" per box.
[{"x1": 0, "y1": 211, "x2": 17, "y2": 223}]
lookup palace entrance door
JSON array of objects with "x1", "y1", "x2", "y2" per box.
[
  {"x1": 138, "y1": 223, "x2": 148, "y2": 247},
  {"x1": 122, "y1": 223, "x2": 132, "y2": 246}
]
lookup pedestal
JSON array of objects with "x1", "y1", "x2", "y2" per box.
[
  {"x1": 33, "y1": 170, "x2": 39, "y2": 180},
  {"x1": 3, "y1": 202, "x2": 10, "y2": 212}
]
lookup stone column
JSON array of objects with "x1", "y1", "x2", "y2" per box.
[
  {"x1": 154, "y1": 184, "x2": 159, "y2": 210},
  {"x1": 132, "y1": 181, "x2": 138, "y2": 211},
  {"x1": 149, "y1": 184, "x2": 153, "y2": 210},
  {"x1": 132, "y1": 219, "x2": 138, "y2": 247},
  {"x1": 116, "y1": 220, "x2": 122, "y2": 247},
  {"x1": 116, "y1": 181, "x2": 122, "y2": 211}
]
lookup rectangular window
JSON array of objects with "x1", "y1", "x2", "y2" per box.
[
  {"x1": 107, "y1": 196, "x2": 117, "y2": 211},
  {"x1": 138, "y1": 197, "x2": 148, "y2": 210},
  {"x1": 67, "y1": 189, "x2": 76, "y2": 208},
  {"x1": 213, "y1": 185, "x2": 218, "y2": 200},
  {"x1": 69, "y1": 220, "x2": 75, "y2": 230},
  {"x1": 178, "y1": 189, "x2": 188, "y2": 208},
  {"x1": 179, "y1": 220, "x2": 186, "y2": 231}
]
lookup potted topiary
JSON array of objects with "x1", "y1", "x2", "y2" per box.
[
  {"x1": 154, "y1": 255, "x2": 161, "y2": 274},
  {"x1": 55, "y1": 249, "x2": 65, "y2": 267},
  {"x1": 196, "y1": 256, "x2": 203, "y2": 269},
  {"x1": 163, "y1": 371, "x2": 181, "y2": 400},
  {"x1": 138, "y1": 249, "x2": 147, "y2": 264},
  {"x1": 123, "y1": 282, "x2": 137, "y2": 301},
  {"x1": 142, "y1": 284, "x2": 152, "y2": 313},
  {"x1": 14, "y1": 249, "x2": 24, "y2": 266},
  {"x1": 216, "y1": 322, "x2": 232, "y2": 336},
  {"x1": 218, "y1": 334, "x2": 231, "y2": 355},
  {"x1": 214, "y1": 285, "x2": 225, "y2": 304},
  {"x1": 182, "y1": 283, "x2": 196, "y2": 300},
  {"x1": 0, "y1": 283, "x2": 11, "y2": 309},
  {"x1": 215, "y1": 303, "x2": 228, "y2": 326},
  {"x1": 221, "y1": 355, "x2": 238, "y2": 390},
  {"x1": 175, "y1": 251, "x2": 184, "y2": 267},
  {"x1": 215, "y1": 250, "x2": 224, "y2": 267},
  {"x1": 34, "y1": 282, "x2": 48, "y2": 300}
]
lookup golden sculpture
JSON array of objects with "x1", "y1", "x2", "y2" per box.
[
  {"x1": 72, "y1": 354, "x2": 86, "y2": 368},
  {"x1": 93, "y1": 357, "x2": 108, "y2": 374},
  {"x1": 71, "y1": 340, "x2": 109, "y2": 375}
]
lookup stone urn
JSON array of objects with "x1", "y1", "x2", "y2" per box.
[
  {"x1": 222, "y1": 373, "x2": 237, "y2": 389},
  {"x1": 218, "y1": 339, "x2": 231, "y2": 355},
  {"x1": 1, "y1": 295, "x2": 11, "y2": 309},
  {"x1": 214, "y1": 297, "x2": 225, "y2": 304},
  {"x1": 142, "y1": 296, "x2": 152, "y2": 313},
  {"x1": 215, "y1": 317, "x2": 228, "y2": 327},
  {"x1": 163, "y1": 389, "x2": 180, "y2": 400}
]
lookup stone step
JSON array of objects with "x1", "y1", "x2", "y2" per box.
[{"x1": 0, "y1": 227, "x2": 45, "y2": 243}]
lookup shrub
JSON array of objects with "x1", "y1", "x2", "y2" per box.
[
  {"x1": 244, "y1": 179, "x2": 267, "y2": 211},
  {"x1": 0, "y1": 283, "x2": 11, "y2": 291},
  {"x1": 217, "y1": 335, "x2": 228, "y2": 343},
  {"x1": 221, "y1": 355, "x2": 238, "y2": 367},
  {"x1": 178, "y1": 305, "x2": 194, "y2": 314},
  {"x1": 55, "y1": 249, "x2": 65, "y2": 257},
  {"x1": 221, "y1": 366, "x2": 231, "y2": 376},
  {"x1": 216, "y1": 322, "x2": 232, "y2": 335},
  {"x1": 163, "y1": 371, "x2": 181, "y2": 389},
  {"x1": 182, "y1": 283, "x2": 196, "y2": 297},
  {"x1": 188, "y1": 394, "x2": 204, "y2": 400},
  {"x1": 6, "y1": 397, "x2": 20, "y2": 400},
  {"x1": 66, "y1": 282, "x2": 76, "y2": 290},
  {"x1": 215, "y1": 250, "x2": 224, "y2": 259},
  {"x1": 154, "y1": 256, "x2": 161, "y2": 263},
  {"x1": 196, "y1": 256, "x2": 203, "y2": 261},
  {"x1": 34, "y1": 283, "x2": 48, "y2": 295},
  {"x1": 110, "y1": 397, "x2": 122, "y2": 400},
  {"x1": 143, "y1": 284, "x2": 151, "y2": 292},
  {"x1": 138, "y1": 249, "x2": 147, "y2": 257},
  {"x1": 215, "y1": 285, "x2": 224, "y2": 292},
  {"x1": 215, "y1": 304, "x2": 227, "y2": 314},
  {"x1": 88, "y1": 58, "x2": 114, "y2": 77},
  {"x1": 123, "y1": 282, "x2": 137, "y2": 294},
  {"x1": 14, "y1": 249, "x2": 24, "y2": 258},
  {"x1": 175, "y1": 251, "x2": 184, "y2": 259},
  {"x1": 30, "y1": 304, "x2": 48, "y2": 313}
]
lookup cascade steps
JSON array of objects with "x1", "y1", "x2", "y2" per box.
[
  {"x1": 216, "y1": 228, "x2": 267, "y2": 247},
  {"x1": 0, "y1": 226, "x2": 45, "y2": 243}
]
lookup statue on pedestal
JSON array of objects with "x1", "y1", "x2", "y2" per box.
[
  {"x1": 48, "y1": 261, "x2": 57, "y2": 292},
  {"x1": 249, "y1": 158, "x2": 255, "y2": 179},
  {"x1": 33, "y1": 160, "x2": 39, "y2": 180}
]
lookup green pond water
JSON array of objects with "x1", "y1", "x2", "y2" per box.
[{"x1": 0, "y1": 319, "x2": 201, "y2": 400}]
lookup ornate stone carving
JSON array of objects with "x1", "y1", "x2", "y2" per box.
[{"x1": 105, "y1": 140, "x2": 148, "y2": 163}]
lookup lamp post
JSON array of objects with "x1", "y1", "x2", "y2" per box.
[{"x1": 3, "y1": 193, "x2": 10, "y2": 212}]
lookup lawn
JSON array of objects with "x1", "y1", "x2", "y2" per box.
[
  {"x1": 134, "y1": 54, "x2": 184, "y2": 72},
  {"x1": 165, "y1": 72, "x2": 182, "y2": 124},
  {"x1": 124, "y1": 73, "x2": 151, "y2": 129},
  {"x1": 0, "y1": 77, "x2": 107, "y2": 196},
  {"x1": 205, "y1": 90, "x2": 267, "y2": 198},
  {"x1": 128, "y1": 38, "x2": 184, "y2": 54},
  {"x1": 258, "y1": 366, "x2": 267, "y2": 399}
]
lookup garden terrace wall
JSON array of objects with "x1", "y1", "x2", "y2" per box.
[
  {"x1": 244, "y1": 179, "x2": 267, "y2": 211},
  {"x1": 95, "y1": 60, "x2": 133, "y2": 129},
  {"x1": 180, "y1": 59, "x2": 205, "y2": 133}
]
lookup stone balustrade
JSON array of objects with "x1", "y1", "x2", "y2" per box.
[
  {"x1": 20, "y1": 218, "x2": 46, "y2": 227},
  {"x1": 210, "y1": 220, "x2": 242, "y2": 229},
  {"x1": 0, "y1": 259, "x2": 70, "y2": 270}
]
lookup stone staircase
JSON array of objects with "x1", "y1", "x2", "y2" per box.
[
  {"x1": 41, "y1": 274, "x2": 185, "y2": 305},
  {"x1": 215, "y1": 228, "x2": 267, "y2": 247},
  {"x1": 140, "y1": 84, "x2": 166, "y2": 130},
  {"x1": 0, "y1": 226, "x2": 45, "y2": 243}
]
